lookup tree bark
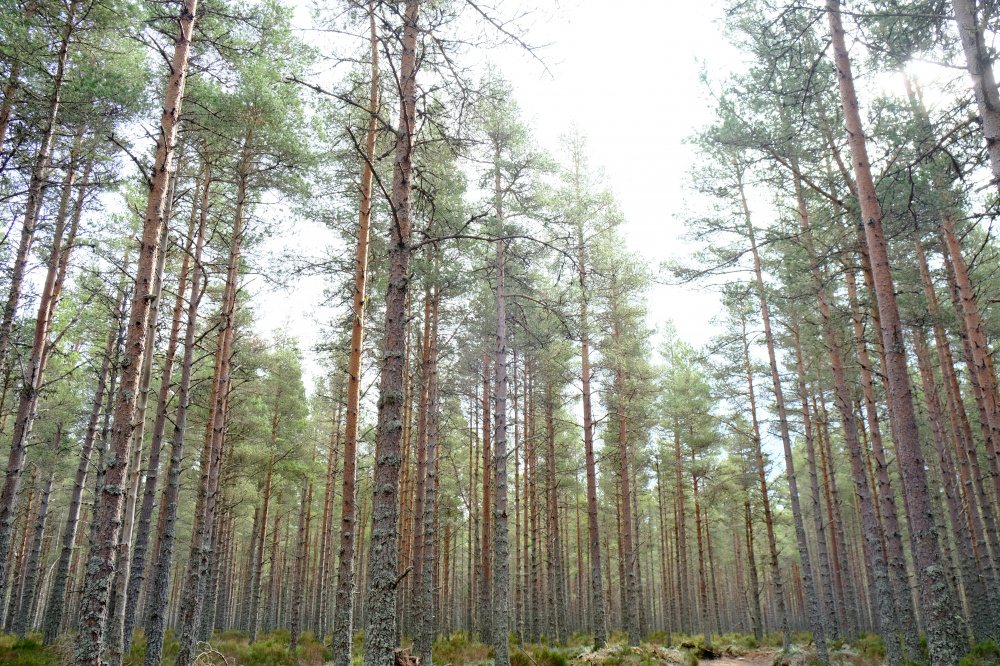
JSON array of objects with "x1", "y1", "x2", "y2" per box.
[
  {"x1": 142, "y1": 161, "x2": 209, "y2": 666},
  {"x1": 43, "y1": 292, "x2": 112, "y2": 644},
  {"x1": 842, "y1": 264, "x2": 922, "y2": 660},
  {"x1": 122, "y1": 173, "x2": 196, "y2": 655},
  {"x1": 951, "y1": 0, "x2": 1000, "y2": 188},
  {"x1": 794, "y1": 173, "x2": 901, "y2": 664},
  {"x1": 73, "y1": 0, "x2": 197, "y2": 659},
  {"x1": 912, "y1": 328, "x2": 993, "y2": 644},
  {"x1": 361, "y1": 0, "x2": 418, "y2": 662},
  {"x1": 615, "y1": 334, "x2": 639, "y2": 646},
  {"x1": 493, "y1": 234, "x2": 511, "y2": 664},
  {"x1": 791, "y1": 315, "x2": 840, "y2": 641},
  {"x1": 0, "y1": 96, "x2": 80, "y2": 618},
  {"x1": 0, "y1": 0, "x2": 75, "y2": 384},
  {"x1": 576, "y1": 165, "x2": 608, "y2": 648},
  {"x1": 108, "y1": 200, "x2": 172, "y2": 666},
  {"x1": 739, "y1": 176, "x2": 815, "y2": 655},
  {"x1": 545, "y1": 383, "x2": 567, "y2": 645},
  {"x1": 739, "y1": 311, "x2": 788, "y2": 651},
  {"x1": 826, "y1": 2, "x2": 961, "y2": 661},
  {"x1": 13, "y1": 461, "x2": 54, "y2": 636},
  {"x1": 419, "y1": 288, "x2": 440, "y2": 665},
  {"x1": 331, "y1": 8, "x2": 377, "y2": 661}
]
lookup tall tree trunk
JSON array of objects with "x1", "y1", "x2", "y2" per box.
[
  {"x1": 480, "y1": 354, "x2": 493, "y2": 643},
  {"x1": 576, "y1": 176, "x2": 608, "y2": 648},
  {"x1": 513, "y1": 351, "x2": 523, "y2": 647},
  {"x1": 419, "y1": 289, "x2": 440, "y2": 665},
  {"x1": 142, "y1": 162, "x2": 209, "y2": 666},
  {"x1": 290, "y1": 481, "x2": 310, "y2": 652},
  {"x1": 73, "y1": 0, "x2": 197, "y2": 659},
  {"x1": 912, "y1": 329, "x2": 993, "y2": 644},
  {"x1": 361, "y1": 0, "x2": 418, "y2": 662},
  {"x1": 951, "y1": 0, "x2": 1000, "y2": 188},
  {"x1": 174, "y1": 133, "x2": 250, "y2": 666},
  {"x1": 916, "y1": 237, "x2": 1000, "y2": 581},
  {"x1": 409, "y1": 293, "x2": 431, "y2": 637},
  {"x1": 791, "y1": 316, "x2": 839, "y2": 641},
  {"x1": 794, "y1": 173, "x2": 901, "y2": 664},
  {"x1": 673, "y1": 424, "x2": 690, "y2": 634},
  {"x1": 108, "y1": 200, "x2": 172, "y2": 666},
  {"x1": 739, "y1": 311, "x2": 788, "y2": 651},
  {"x1": 744, "y1": 499, "x2": 763, "y2": 641},
  {"x1": 740, "y1": 177, "x2": 818, "y2": 656},
  {"x1": 0, "y1": 105, "x2": 80, "y2": 619},
  {"x1": 0, "y1": 0, "x2": 75, "y2": 384},
  {"x1": 330, "y1": 9, "x2": 376, "y2": 655},
  {"x1": 615, "y1": 338, "x2": 639, "y2": 647},
  {"x1": 43, "y1": 293, "x2": 112, "y2": 644},
  {"x1": 13, "y1": 460, "x2": 55, "y2": 636},
  {"x1": 655, "y1": 459, "x2": 674, "y2": 644},
  {"x1": 826, "y1": 2, "x2": 961, "y2": 661},
  {"x1": 318, "y1": 395, "x2": 342, "y2": 640},
  {"x1": 249, "y1": 454, "x2": 275, "y2": 643},
  {"x1": 545, "y1": 384, "x2": 567, "y2": 645},
  {"x1": 265, "y1": 495, "x2": 283, "y2": 634},
  {"x1": 842, "y1": 264, "x2": 922, "y2": 660},
  {"x1": 493, "y1": 233, "x2": 510, "y2": 664},
  {"x1": 940, "y1": 219, "x2": 1000, "y2": 521},
  {"x1": 123, "y1": 175, "x2": 197, "y2": 654}
]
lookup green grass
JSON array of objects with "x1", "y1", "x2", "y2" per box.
[
  {"x1": 0, "y1": 635, "x2": 53, "y2": 666},
  {"x1": 961, "y1": 640, "x2": 1000, "y2": 666}
]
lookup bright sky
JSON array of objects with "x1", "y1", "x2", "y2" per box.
[{"x1": 255, "y1": 0, "x2": 743, "y2": 379}]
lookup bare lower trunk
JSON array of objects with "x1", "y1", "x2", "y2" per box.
[
  {"x1": 792, "y1": 317, "x2": 839, "y2": 641},
  {"x1": 13, "y1": 466, "x2": 54, "y2": 636},
  {"x1": 493, "y1": 236, "x2": 510, "y2": 664},
  {"x1": 913, "y1": 329, "x2": 993, "y2": 644},
  {"x1": 43, "y1": 307, "x2": 112, "y2": 644},
  {"x1": 289, "y1": 481, "x2": 310, "y2": 652},
  {"x1": 616, "y1": 357, "x2": 639, "y2": 646},
  {"x1": 740, "y1": 179, "x2": 817, "y2": 655},
  {"x1": 843, "y1": 265, "x2": 922, "y2": 661},
  {"x1": 123, "y1": 176, "x2": 196, "y2": 654},
  {"x1": 142, "y1": 164, "x2": 209, "y2": 666},
  {"x1": 108, "y1": 207, "x2": 172, "y2": 666},
  {"x1": 361, "y1": 1, "x2": 418, "y2": 663},
  {"x1": 175, "y1": 137, "x2": 249, "y2": 666},
  {"x1": 794, "y1": 172, "x2": 902, "y2": 664},
  {"x1": 73, "y1": 0, "x2": 196, "y2": 659},
  {"x1": 576, "y1": 171, "x2": 608, "y2": 649},
  {"x1": 419, "y1": 290, "x2": 440, "y2": 665},
  {"x1": 545, "y1": 384, "x2": 567, "y2": 645},
  {"x1": 739, "y1": 312, "x2": 788, "y2": 651}
]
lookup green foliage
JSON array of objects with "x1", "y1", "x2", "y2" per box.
[
  {"x1": 511, "y1": 651, "x2": 533, "y2": 666},
  {"x1": 854, "y1": 633, "x2": 887, "y2": 661},
  {"x1": 433, "y1": 632, "x2": 489, "y2": 665},
  {"x1": 533, "y1": 646, "x2": 569, "y2": 666},
  {"x1": 0, "y1": 635, "x2": 52, "y2": 666},
  {"x1": 960, "y1": 640, "x2": 1000, "y2": 666},
  {"x1": 717, "y1": 633, "x2": 759, "y2": 650}
]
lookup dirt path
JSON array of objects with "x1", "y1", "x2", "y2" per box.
[{"x1": 706, "y1": 649, "x2": 778, "y2": 666}]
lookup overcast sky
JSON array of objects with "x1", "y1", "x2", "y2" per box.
[{"x1": 255, "y1": 0, "x2": 744, "y2": 379}]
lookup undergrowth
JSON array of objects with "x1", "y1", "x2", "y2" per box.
[{"x1": 961, "y1": 640, "x2": 1000, "y2": 666}]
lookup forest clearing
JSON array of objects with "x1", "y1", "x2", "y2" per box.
[{"x1": 4, "y1": 0, "x2": 1000, "y2": 665}]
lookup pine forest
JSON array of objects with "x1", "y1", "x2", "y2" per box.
[{"x1": 5, "y1": 0, "x2": 1000, "y2": 665}]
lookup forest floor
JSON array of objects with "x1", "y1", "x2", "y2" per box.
[
  {"x1": 0, "y1": 629, "x2": 910, "y2": 666},
  {"x1": 706, "y1": 649, "x2": 779, "y2": 666}
]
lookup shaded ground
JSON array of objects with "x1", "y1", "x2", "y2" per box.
[{"x1": 707, "y1": 649, "x2": 779, "y2": 666}]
